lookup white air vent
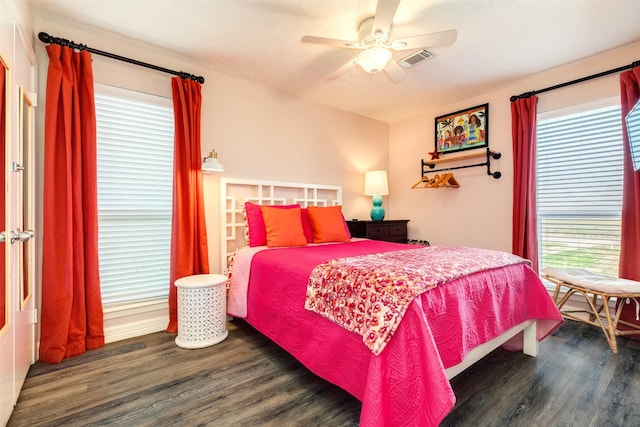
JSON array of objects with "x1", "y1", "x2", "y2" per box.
[{"x1": 398, "y1": 49, "x2": 433, "y2": 69}]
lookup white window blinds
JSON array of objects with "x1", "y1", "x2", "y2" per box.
[
  {"x1": 95, "y1": 84, "x2": 174, "y2": 306},
  {"x1": 627, "y1": 100, "x2": 640, "y2": 170},
  {"x1": 537, "y1": 102, "x2": 623, "y2": 276}
]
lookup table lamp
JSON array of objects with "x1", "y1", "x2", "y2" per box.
[{"x1": 364, "y1": 170, "x2": 389, "y2": 221}]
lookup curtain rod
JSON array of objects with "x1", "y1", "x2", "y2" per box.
[
  {"x1": 510, "y1": 59, "x2": 640, "y2": 102},
  {"x1": 38, "y1": 32, "x2": 205, "y2": 84}
]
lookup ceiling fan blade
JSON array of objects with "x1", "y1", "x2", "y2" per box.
[
  {"x1": 384, "y1": 59, "x2": 407, "y2": 83},
  {"x1": 373, "y1": 0, "x2": 401, "y2": 39},
  {"x1": 301, "y1": 35, "x2": 361, "y2": 49},
  {"x1": 391, "y1": 29, "x2": 457, "y2": 51},
  {"x1": 327, "y1": 57, "x2": 358, "y2": 80}
]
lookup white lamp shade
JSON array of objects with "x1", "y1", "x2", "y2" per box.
[
  {"x1": 364, "y1": 170, "x2": 389, "y2": 195},
  {"x1": 202, "y1": 150, "x2": 224, "y2": 173},
  {"x1": 357, "y1": 47, "x2": 392, "y2": 74}
]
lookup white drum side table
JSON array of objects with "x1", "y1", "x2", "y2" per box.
[{"x1": 174, "y1": 273, "x2": 229, "y2": 349}]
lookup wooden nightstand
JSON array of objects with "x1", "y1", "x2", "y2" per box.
[{"x1": 347, "y1": 219, "x2": 409, "y2": 243}]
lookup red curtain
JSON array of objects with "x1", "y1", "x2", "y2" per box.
[
  {"x1": 40, "y1": 45, "x2": 104, "y2": 363},
  {"x1": 619, "y1": 66, "x2": 640, "y2": 281},
  {"x1": 511, "y1": 96, "x2": 539, "y2": 272},
  {"x1": 616, "y1": 66, "x2": 640, "y2": 339},
  {"x1": 167, "y1": 77, "x2": 210, "y2": 333}
]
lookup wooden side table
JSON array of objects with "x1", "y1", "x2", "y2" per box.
[
  {"x1": 174, "y1": 274, "x2": 229, "y2": 349},
  {"x1": 347, "y1": 219, "x2": 409, "y2": 243}
]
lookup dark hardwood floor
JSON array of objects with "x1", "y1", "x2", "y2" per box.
[{"x1": 8, "y1": 319, "x2": 640, "y2": 427}]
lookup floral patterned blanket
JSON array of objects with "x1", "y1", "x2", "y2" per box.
[{"x1": 305, "y1": 246, "x2": 528, "y2": 355}]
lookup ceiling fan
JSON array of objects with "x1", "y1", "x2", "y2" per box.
[{"x1": 301, "y1": 0, "x2": 457, "y2": 82}]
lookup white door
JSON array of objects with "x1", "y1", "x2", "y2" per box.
[
  {"x1": 0, "y1": 19, "x2": 37, "y2": 426},
  {"x1": 0, "y1": 48, "x2": 12, "y2": 427},
  {"x1": 12, "y1": 81, "x2": 36, "y2": 399}
]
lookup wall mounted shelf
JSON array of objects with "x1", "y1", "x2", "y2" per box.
[{"x1": 412, "y1": 148, "x2": 502, "y2": 189}]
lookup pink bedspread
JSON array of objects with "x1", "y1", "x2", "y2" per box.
[
  {"x1": 306, "y1": 246, "x2": 528, "y2": 355},
  {"x1": 232, "y1": 240, "x2": 563, "y2": 426}
]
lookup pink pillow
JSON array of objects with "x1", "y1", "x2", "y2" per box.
[
  {"x1": 245, "y1": 202, "x2": 348, "y2": 246},
  {"x1": 245, "y1": 202, "x2": 302, "y2": 246},
  {"x1": 300, "y1": 208, "x2": 314, "y2": 243}
]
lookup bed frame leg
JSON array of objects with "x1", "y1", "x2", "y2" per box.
[{"x1": 523, "y1": 320, "x2": 538, "y2": 357}]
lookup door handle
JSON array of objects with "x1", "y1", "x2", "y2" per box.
[
  {"x1": 0, "y1": 231, "x2": 5, "y2": 243},
  {"x1": 11, "y1": 229, "x2": 34, "y2": 244}
]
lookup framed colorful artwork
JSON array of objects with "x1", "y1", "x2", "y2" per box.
[{"x1": 435, "y1": 103, "x2": 489, "y2": 155}]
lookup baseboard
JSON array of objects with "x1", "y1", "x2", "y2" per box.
[
  {"x1": 103, "y1": 301, "x2": 170, "y2": 344},
  {"x1": 104, "y1": 315, "x2": 169, "y2": 344}
]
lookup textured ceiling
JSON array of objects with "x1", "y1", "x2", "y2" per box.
[{"x1": 29, "y1": 0, "x2": 640, "y2": 123}]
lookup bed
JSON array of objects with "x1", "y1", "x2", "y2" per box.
[{"x1": 220, "y1": 178, "x2": 563, "y2": 427}]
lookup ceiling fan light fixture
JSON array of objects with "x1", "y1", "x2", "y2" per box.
[
  {"x1": 357, "y1": 47, "x2": 392, "y2": 74},
  {"x1": 392, "y1": 40, "x2": 408, "y2": 50}
]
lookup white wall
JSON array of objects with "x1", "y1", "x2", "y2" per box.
[{"x1": 389, "y1": 41, "x2": 640, "y2": 252}]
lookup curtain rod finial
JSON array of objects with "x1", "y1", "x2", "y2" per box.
[
  {"x1": 38, "y1": 32, "x2": 51, "y2": 43},
  {"x1": 178, "y1": 71, "x2": 205, "y2": 84},
  {"x1": 510, "y1": 91, "x2": 537, "y2": 102}
]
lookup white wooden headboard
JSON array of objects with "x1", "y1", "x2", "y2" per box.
[{"x1": 220, "y1": 178, "x2": 343, "y2": 271}]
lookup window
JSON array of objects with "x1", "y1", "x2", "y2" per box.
[
  {"x1": 537, "y1": 100, "x2": 623, "y2": 276},
  {"x1": 95, "y1": 84, "x2": 174, "y2": 307}
]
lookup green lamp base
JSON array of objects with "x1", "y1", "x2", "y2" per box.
[{"x1": 370, "y1": 194, "x2": 385, "y2": 221}]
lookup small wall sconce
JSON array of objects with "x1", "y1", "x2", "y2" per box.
[{"x1": 202, "y1": 150, "x2": 224, "y2": 173}]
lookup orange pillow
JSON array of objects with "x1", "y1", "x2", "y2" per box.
[
  {"x1": 261, "y1": 206, "x2": 308, "y2": 248},
  {"x1": 307, "y1": 206, "x2": 351, "y2": 243}
]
